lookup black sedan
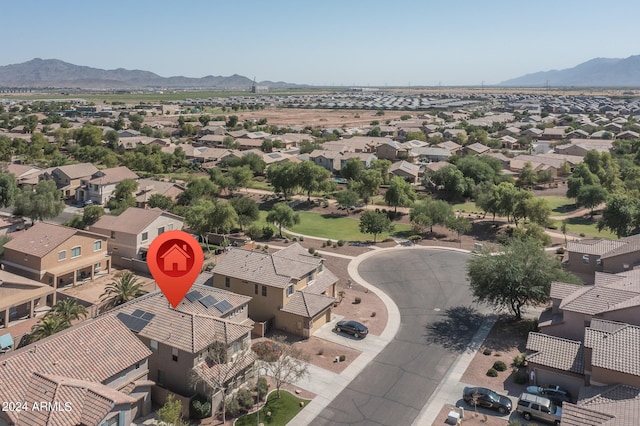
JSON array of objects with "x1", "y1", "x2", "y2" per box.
[
  {"x1": 334, "y1": 320, "x2": 368, "y2": 338},
  {"x1": 525, "y1": 384, "x2": 571, "y2": 405},
  {"x1": 463, "y1": 386, "x2": 512, "y2": 414}
]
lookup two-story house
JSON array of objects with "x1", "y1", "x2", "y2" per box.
[
  {"x1": 0, "y1": 315, "x2": 153, "y2": 426},
  {"x1": 108, "y1": 285, "x2": 253, "y2": 413},
  {"x1": 89, "y1": 207, "x2": 184, "y2": 268},
  {"x1": 2, "y1": 222, "x2": 111, "y2": 303},
  {"x1": 76, "y1": 166, "x2": 139, "y2": 205},
  {"x1": 41, "y1": 163, "x2": 98, "y2": 199},
  {"x1": 212, "y1": 243, "x2": 337, "y2": 338},
  {"x1": 0, "y1": 269, "x2": 55, "y2": 332},
  {"x1": 565, "y1": 234, "x2": 640, "y2": 282}
]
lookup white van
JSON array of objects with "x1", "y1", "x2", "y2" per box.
[{"x1": 516, "y1": 392, "x2": 562, "y2": 425}]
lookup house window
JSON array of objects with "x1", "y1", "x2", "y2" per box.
[
  {"x1": 255, "y1": 284, "x2": 258, "y2": 295},
  {"x1": 262, "y1": 286, "x2": 267, "y2": 297},
  {"x1": 306, "y1": 271, "x2": 314, "y2": 283},
  {"x1": 71, "y1": 246, "x2": 81, "y2": 258},
  {"x1": 58, "y1": 250, "x2": 66, "y2": 261},
  {"x1": 596, "y1": 257, "x2": 602, "y2": 266},
  {"x1": 141, "y1": 232, "x2": 148, "y2": 242},
  {"x1": 111, "y1": 231, "x2": 116, "y2": 239},
  {"x1": 582, "y1": 254, "x2": 590, "y2": 264},
  {"x1": 318, "y1": 263, "x2": 324, "y2": 273},
  {"x1": 172, "y1": 347, "x2": 178, "y2": 362},
  {"x1": 157, "y1": 369, "x2": 164, "y2": 385},
  {"x1": 286, "y1": 284, "x2": 294, "y2": 297},
  {"x1": 225, "y1": 277, "x2": 230, "y2": 288},
  {"x1": 135, "y1": 362, "x2": 140, "y2": 369},
  {"x1": 168, "y1": 223, "x2": 174, "y2": 231},
  {"x1": 150, "y1": 340, "x2": 158, "y2": 351},
  {"x1": 158, "y1": 226, "x2": 165, "y2": 235},
  {"x1": 94, "y1": 240, "x2": 102, "y2": 251}
]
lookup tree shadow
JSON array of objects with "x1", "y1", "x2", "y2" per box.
[{"x1": 425, "y1": 306, "x2": 485, "y2": 353}]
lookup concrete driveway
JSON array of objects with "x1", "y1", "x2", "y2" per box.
[{"x1": 313, "y1": 248, "x2": 484, "y2": 426}]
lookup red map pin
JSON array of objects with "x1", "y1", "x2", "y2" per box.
[{"x1": 147, "y1": 230, "x2": 204, "y2": 308}]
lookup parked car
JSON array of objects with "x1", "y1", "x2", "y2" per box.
[
  {"x1": 517, "y1": 392, "x2": 562, "y2": 425},
  {"x1": 525, "y1": 384, "x2": 571, "y2": 405},
  {"x1": 462, "y1": 386, "x2": 512, "y2": 414},
  {"x1": 334, "y1": 320, "x2": 368, "y2": 338}
]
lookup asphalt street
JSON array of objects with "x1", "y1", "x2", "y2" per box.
[{"x1": 313, "y1": 249, "x2": 482, "y2": 426}]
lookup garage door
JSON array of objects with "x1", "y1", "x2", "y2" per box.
[{"x1": 534, "y1": 368, "x2": 585, "y2": 401}]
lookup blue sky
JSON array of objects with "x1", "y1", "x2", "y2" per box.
[{"x1": 4, "y1": 0, "x2": 640, "y2": 86}]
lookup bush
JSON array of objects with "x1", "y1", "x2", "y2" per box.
[
  {"x1": 263, "y1": 245, "x2": 269, "y2": 251},
  {"x1": 190, "y1": 395, "x2": 212, "y2": 419},
  {"x1": 326, "y1": 239, "x2": 332, "y2": 246},
  {"x1": 408, "y1": 235, "x2": 422, "y2": 242},
  {"x1": 339, "y1": 354, "x2": 346, "y2": 362},
  {"x1": 482, "y1": 348, "x2": 492, "y2": 356},
  {"x1": 556, "y1": 247, "x2": 565, "y2": 254},
  {"x1": 354, "y1": 297, "x2": 361, "y2": 304},
  {"x1": 284, "y1": 238, "x2": 289, "y2": 243},
  {"x1": 580, "y1": 232, "x2": 586, "y2": 237},
  {"x1": 322, "y1": 242, "x2": 327, "y2": 247},
  {"x1": 262, "y1": 225, "x2": 275, "y2": 240},
  {"x1": 486, "y1": 368, "x2": 498, "y2": 377},
  {"x1": 332, "y1": 243, "x2": 337, "y2": 248},
  {"x1": 256, "y1": 377, "x2": 268, "y2": 401},
  {"x1": 370, "y1": 311, "x2": 376, "y2": 317},
  {"x1": 292, "y1": 237, "x2": 298, "y2": 242},
  {"x1": 237, "y1": 388, "x2": 254, "y2": 411},
  {"x1": 513, "y1": 353, "x2": 527, "y2": 368},
  {"x1": 251, "y1": 341, "x2": 282, "y2": 362},
  {"x1": 314, "y1": 252, "x2": 320, "y2": 256},
  {"x1": 299, "y1": 235, "x2": 304, "y2": 241},
  {"x1": 225, "y1": 396, "x2": 241, "y2": 418},
  {"x1": 246, "y1": 224, "x2": 263, "y2": 240},
  {"x1": 337, "y1": 239, "x2": 345, "y2": 247},
  {"x1": 308, "y1": 247, "x2": 315, "y2": 254},
  {"x1": 493, "y1": 361, "x2": 508, "y2": 372}
]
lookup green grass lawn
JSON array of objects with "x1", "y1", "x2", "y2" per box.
[
  {"x1": 550, "y1": 217, "x2": 617, "y2": 239},
  {"x1": 541, "y1": 195, "x2": 577, "y2": 214},
  {"x1": 450, "y1": 201, "x2": 481, "y2": 214},
  {"x1": 234, "y1": 390, "x2": 310, "y2": 426}
]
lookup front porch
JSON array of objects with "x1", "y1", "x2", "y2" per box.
[{"x1": 44, "y1": 254, "x2": 111, "y2": 303}]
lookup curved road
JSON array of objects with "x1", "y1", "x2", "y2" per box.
[{"x1": 313, "y1": 248, "x2": 483, "y2": 426}]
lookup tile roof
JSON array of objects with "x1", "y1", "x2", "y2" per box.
[
  {"x1": 587, "y1": 322, "x2": 640, "y2": 376},
  {"x1": 215, "y1": 244, "x2": 321, "y2": 288},
  {"x1": 2, "y1": 222, "x2": 100, "y2": 258},
  {"x1": 52, "y1": 163, "x2": 99, "y2": 179},
  {"x1": 567, "y1": 238, "x2": 626, "y2": 256},
  {"x1": 107, "y1": 286, "x2": 252, "y2": 353},
  {"x1": 0, "y1": 316, "x2": 151, "y2": 425},
  {"x1": 569, "y1": 384, "x2": 640, "y2": 426},
  {"x1": 86, "y1": 166, "x2": 139, "y2": 185},
  {"x1": 526, "y1": 332, "x2": 584, "y2": 374},
  {"x1": 281, "y1": 291, "x2": 334, "y2": 317},
  {"x1": 550, "y1": 281, "x2": 583, "y2": 300},
  {"x1": 600, "y1": 234, "x2": 640, "y2": 259},
  {"x1": 90, "y1": 207, "x2": 183, "y2": 235},
  {"x1": 561, "y1": 402, "x2": 616, "y2": 426},
  {"x1": 302, "y1": 268, "x2": 338, "y2": 295},
  {"x1": 560, "y1": 285, "x2": 640, "y2": 315}
]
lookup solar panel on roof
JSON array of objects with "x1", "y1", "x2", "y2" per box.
[
  {"x1": 116, "y1": 312, "x2": 151, "y2": 333},
  {"x1": 186, "y1": 290, "x2": 203, "y2": 302},
  {"x1": 213, "y1": 300, "x2": 233, "y2": 313},
  {"x1": 199, "y1": 295, "x2": 218, "y2": 308},
  {"x1": 131, "y1": 309, "x2": 145, "y2": 318},
  {"x1": 141, "y1": 312, "x2": 155, "y2": 321}
]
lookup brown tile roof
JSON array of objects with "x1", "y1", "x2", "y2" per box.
[
  {"x1": 600, "y1": 234, "x2": 640, "y2": 259},
  {"x1": 586, "y1": 321, "x2": 640, "y2": 376},
  {"x1": 0, "y1": 316, "x2": 150, "y2": 425},
  {"x1": 570, "y1": 384, "x2": 640, "y2": 426},
  {"x1": 214, "y1": 244, "x2": 321, "y2": 288},
  {"x1": 107, "y1": 286, "x2": 252, "y2": 353},
  {"x1": 2, "y1": 222, "x2": 103, "y2": 258},
  {"x1": 281, "y1": 291, "x2": 335, "y2": 317},
  {"x1": 560, "y1": 285, "x2": 640, "y2": 315},
  {"x1": 561, "y1": 402, "x2": 616, "y2": 426},
  {"x1": 302, "y1": 268, "x2": 338, "y2": 295},
  {"x1": 526, "y1": 332, "x2": 584, "y2": 373},
  {"x1": 53, "y1": 163, "x2": 99, "y2": 179},
  {"x1": 90, "y1": 207, "x2": 183, "y2": 235},
  {"x1": 567, "y1": 238, "x2": 626, "y2": 256},
  {"x1": 550, "y1": 281, "x2": 584, "y2": 300},
  {"x1": 86, "y1": 166, "x2": 138, "y2": 185}
]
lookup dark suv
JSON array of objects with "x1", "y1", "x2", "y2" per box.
[{"x1": 463, "y1": 386, "x2": 512, "y2": 414}]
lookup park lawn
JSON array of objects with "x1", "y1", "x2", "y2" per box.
[
  {"x1": 450, "y1": 201, "x2": 481, "y2": 214},
  {"x1": 288, "y1": 211, "x2": 411, "y2": 241},
  {"x1": 541, "y1": 195, "x2": 577, "y2": 214},
  {"x1": 551, "y1": 217, "x2": 617, "y2": 240},
  {"x1": 234, "y1": 390, "x2": 310, "y2": 426}
]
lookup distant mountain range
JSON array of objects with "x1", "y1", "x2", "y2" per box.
[
  {"x1": 500, "y1": 55, "x2": 640, "y2": 87},
  {"x1": 0, "y1": 58, "x2": 298, "y2": 90}
]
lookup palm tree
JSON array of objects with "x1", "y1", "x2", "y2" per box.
[
  {"x1": 100, "y1": 271, "x2": 147, "y2": 309},
  {"x1": 50, "y1": 298, "x2": 88, "y2": 323},
  {"x1": 29, "y1": 315, "x2": 70, "y2": 343}
]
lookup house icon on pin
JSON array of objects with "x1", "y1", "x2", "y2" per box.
[{"x1": 160, "y1": 244, "x2": 191, "y2": 272}]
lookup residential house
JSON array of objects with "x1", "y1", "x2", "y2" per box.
[
  {"x1": 2, "y1": 223, "x2": 110, "y2": 302},
  {"x1": 0, "y1": 269, "x2": 55, "y2": 332},
  {"x1": 500, "y1": 135, "x2": 520, "y2": 149},
  {"x1": 262, "y1": 151, "x2": 301, "y2": 166},
  {"x1": 565, "y1": 234, "x2": 640, "y2": 278},
  {"x1": 443, "y1": 128, "x2": 467, "y2": 140},
  {"x1": 41, "y1": 163, "x2": 99, "y2": 199},
  {"x1": 134, "y1": 179, "x2": 184, "y2": 208},
  {"x1": 463, "y1": 142, "x2": 491, "y2": 156},
  {"x1": 555, "y1": 139, "x2": 613, "y2": 157},
  {"x1": 5, "y1": 163, "x2": 42, "y2": 188},
  {"x1": 561, "y1": 384, "x2": 640, "y2": 425},
  {"x1": 0, "y1": 315, "x2": 153, "y2": 426},
  {"x1": 437, "y1": 140, "x2": 462, "y2": 155},
  {"x1": 200, "y1": 122, "x2": 227, "y2": 136},
  {"x1": 339, "y1": 136, "x2": 390, "y2": 153},
  {"x1": 266, "y1": 133, "x2": 315, "y2": 149},
  {"x1": 521, "y1": 127, "x2": 544, "y2": 138},
  {"x1": 235, "y1": 138, "x2": 264, "y2": 150},
  {"x1": 195, "y1": 134, "x2": 227, "y2": 147},
  {"x1": 212, "y1": 243, "x2": 337, "y2": 338},
  {"x1": 412, "y1": 146, "x2": 452, "y2": 163},
  {"x1": 89, "y1": 207, "x2": 184, "y2": 269},
  {"x1": 603, "y1": 123, "x2": 623, "y2": 133},
  {"x1": 541, "y1": 127, "x2": 567, "y2": 140},
  {"x1": 376, "y1": 141, "x2": 410, "y2": 161},
  {"x1": 485, "y1": 152, "x2": 511, "y2": 170},
  {"x1": 118, "y1": 129, "x2": 141, "y2": 138},
  {"x1": 339, "y1": 152, "x2": 377, "y2": 171},
  {"x1": 309, "y1": 149, "x2": 343, "y2": 173},
  {"x1": 76, "y1": 166, "x2": 139, "y2": 205},
  {"x1": 389, "y1": 160, "x2": 421, "y2": 184},
  {"x1": 616, "y1": 130, "x2": 640, "y2": 140},
  {"x1": 107, "y1": 286, "x2": 253, "y2": 411}
]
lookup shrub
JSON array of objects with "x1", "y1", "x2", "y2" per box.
[
  {"x1": 580, "y1": 232, "x2": 586, "y2": 237},
  {"x1": 256, "y1": 377, "x2": 268, "y2": 401},
  {"x1": 251, "y1": 341, "x2": 282, "y2": 362},
  {"x1": 408, "y1": 235, "x2": 422, "y2": 242},
  {"x1": 513, "y1": 353, "x2": 527, "y2": 368},
  {"x1": 556, "y1": 247, "x2": 565, "y2": 254},
  {"x1": 482, "y1": 348, "x2": 492, "y2": 356},
  {"x1": 262, "y1": 225, "x2": 275, "y2": 240},
  {"x1": 299, "y1": 235, "x2": 304, "y2": 241},
  {"x1": 263, "y1": 245, "x2": 269, "y2": 250},
  {"x1": 370, "y1": 311, "x2": 376, "y2": 317},
  {"x1": 292, "y1": 237, "x2": 298, "y2": 242},
  {"x1": 493, "y1": 361, "x2": 507, "y2": 372},
  {"x1": 337, "y1": 239, "x2": 345, "y2": 247},
  {"x1": 284, "y1": 238, "x2": 289, "y2": 243},
  {"x1": 326, "y1": 239, "x2": 332, "y2": 246},
  {"x1": 322, "y1": 242, "x2": 327, "y2": 247},
  {"x1": 225, "y1": 396, "x2": 241, "y2": 418},
  {"x1": 317, "y1": 348, "x2": 324, "y2": 355},
  {"x1": 255, "y1": 244, "x2": 261, "y2": 250},
  {"x1": 308, "y1": 247, "x2": 315, "y2": 254},
  {"x1": 339, "y1": 354, "x2": 346, "y2": 362},
  {"x1": 236, "y1": 388, "x2": 254, "y2": 411},
  {"x1": 246, "y1": 224, "x2": 263, "y2": 240},
  {"x1": 354, "y1": 297, "x2": 361, "y2": 304},
  {"x1": 332, "y1": 243, "x2": 337, "y2": 248},
  {"x1": 190, "y1": 394, "x2": 212, "y2": 419},
  {"x1": 486, "y1": 368, "x2": 498, "y2": 377}
]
